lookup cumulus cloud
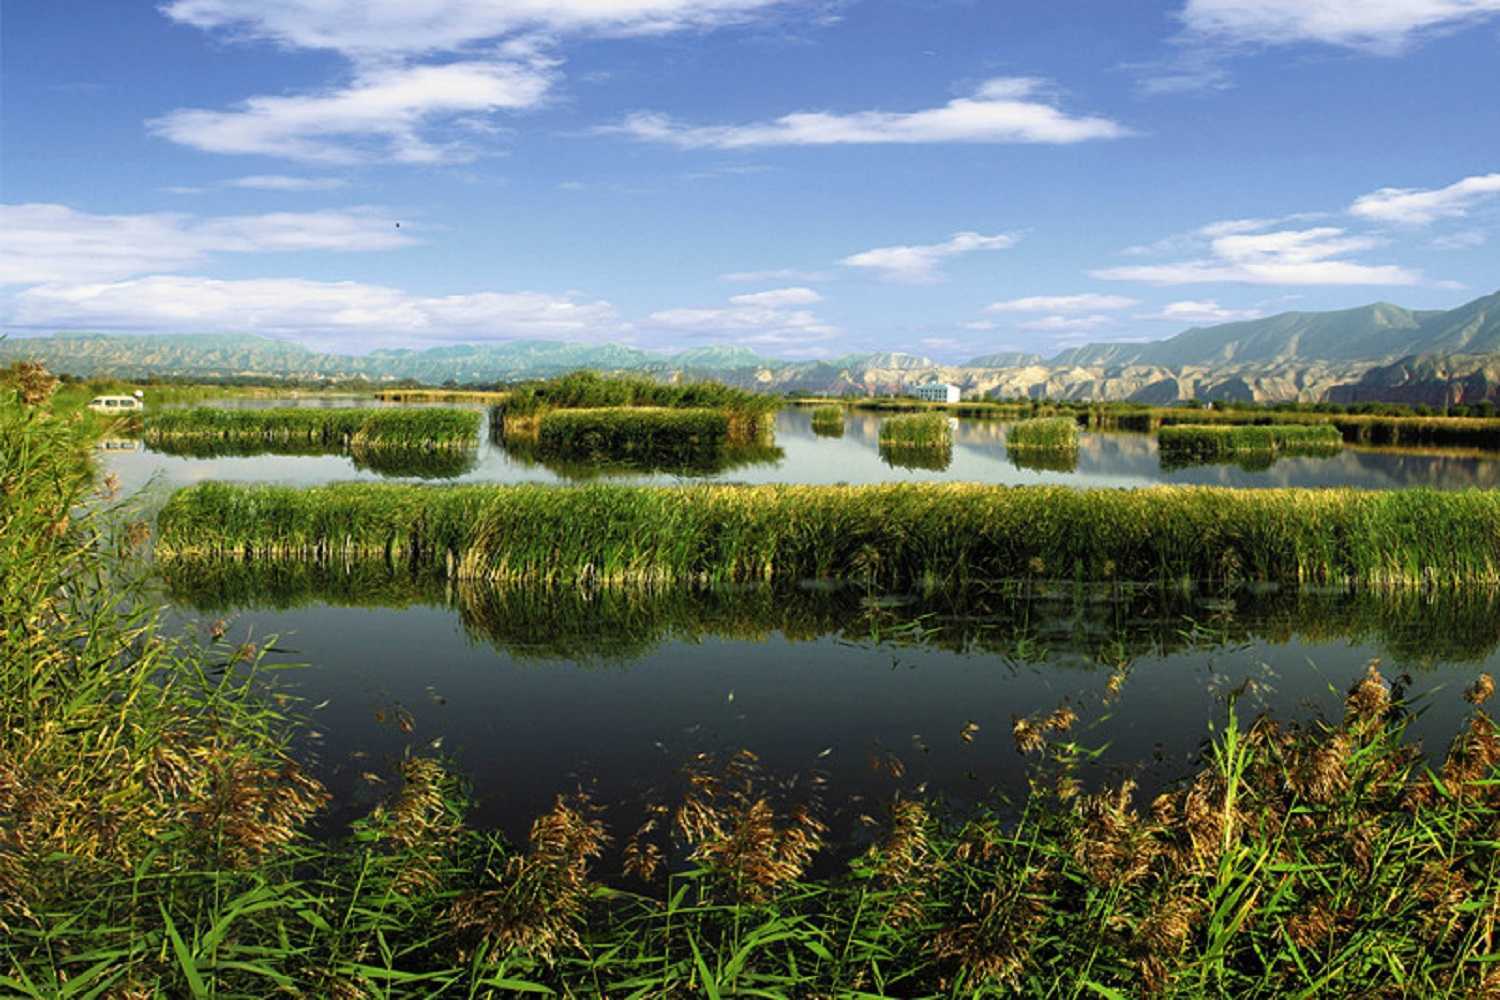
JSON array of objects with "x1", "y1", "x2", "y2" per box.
[
  {"x1": 0, "y1": 203, "x2": 412, "y2": 285},
  {"x1": 1137, "y1": 299, "x2": 1264, "y2": 323},
  {"x1": 647, "y1": 289, "x2": 839, "y2": 349},
  {"x1": 986, "y1": 293, "x2": 1138, "y2": 313},
  {"x1": 728, "y1": 286, "x2": 822, "y2": 307},
  {"x1": 10, "y1": 275, "x2": 621, "y2": 341},
  {"x1": 842, "y1": 231, "x2": 1019, "y2": 284},
  {"x1": 150, "y1": 60, "x2": 555, "y2": 164},
  {"x1": 1093, "y1": 226, "x2": 1423, "y2": 286},
  {"x1": 1178, "y1": 0, "x2": 1500, "y2": 53},
  {"x1": 604, "y1": 77, "x2": 1130, "y2": 149},
  {"x1": 1349, "y1": 173, "x2": 1500, "y2": 225},
  {"x1": 161, "y1": 0, "x2": 794, "y2": 59},
  {"x1": 155, "y1": 1, "x2": 805, "y2": 165}
]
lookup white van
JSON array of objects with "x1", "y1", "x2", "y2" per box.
[{"x1": 87, "y1": 395, "x2": 145, "y2": 414}]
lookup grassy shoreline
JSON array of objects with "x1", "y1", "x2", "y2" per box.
[{"x1": 157, "y1": 481, "x2": 1500, "y2": 588}]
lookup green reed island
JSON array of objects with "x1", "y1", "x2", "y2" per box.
[
  {"x1": 493, "y1": 371, "x2": 778, "y2": 445},
  {"x1": 1006, "y1": 416, "x2": 1080, "y2": 452},
  {"x1": 1157, "y1": 423, "x2": 1344, "y2": 462},
  {"x1": 145, "y1": 405, "x2": 480, "y2": 450},
  {"x1": 810, "y1": 404, "x2": 845, "y2": 436},
  {"x1": 157, "y1": 479, "x2": 1500, "y2": 589},
  {"x1": 878, "y1": 411, "x2": 952, "y2": 447}
]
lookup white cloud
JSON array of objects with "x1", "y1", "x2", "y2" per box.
[
  {"x1": 156, "y1": 1, "x2": 805, "y2": 166},
  {"x1": 647, "y1": 289, "x2": 839, "y2": 348},
  {"x1": 1017, "y1": 314, "x2": 1116, "y2": 332},
  {"x1": 842, "y1": 231, "x2": 1019, "y2": 284},
  {"x1": 1093, "y1": 226, "x2": 1424, "y2": 286},
  {"x1": 961, "y1": 320, "x2": 998, "y2": 331},
  {"x1": 11, "y1": 275, "x2": 621, "y2": 341},
  {"x1": 150, "y1": 60, "x2": 555, "y2": 164},
  {"x1": 604, "y1": 77, "x2": 1130, "y2": 149},
  {"x1": 1179, "y1": 0, "x2": 1500, "y2": 52},
  {"x1": 1349, "y1": 173, "x2": 1500, "y2": 225},
  {"x1": 0, "y1": 203, "x2": 412, "y2": 285},
  {"x1": 1431, "y1": 230, "x2": 1488, "y2": 250},
  {"x1": 728, "y1": 286, "x2": 822, "y2": 307},
  {"x1": 986, "y1": 293, "x2": 1138, "y2": 313},
  {"x1": 720, "y1": 268, "x2": 833, "y2": 284},
  {"x1": 161, "y1": 0, "x2": 794, "y2": 60},
  {"x1": 1138, "y1": 299, "x2": 1264, "y2": 323},
  {"x1": 228, "y1": 174, "x2": 349, "y2": 191}
]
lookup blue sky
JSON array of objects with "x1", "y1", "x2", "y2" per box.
[{"x1": 2, "y1": 0, "x2": 1497, "y2": 362}]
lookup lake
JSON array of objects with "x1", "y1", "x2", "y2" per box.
[{"x1": 104, "y1": 400, "x2": 1500, "y2": 852}]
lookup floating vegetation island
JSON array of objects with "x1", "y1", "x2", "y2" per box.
[
  {"x1": 810, "y1": 404, "x2": 845, "y2": 436},
  {"x1": 491, "y1": 373, "x2": 779, "y2": 474},
  {"x1": 1158, "y1": 423, "x2": 1344, "y2": 469},
  {"x1": 1006, "y1": 416, "x2": 1081, "y2": 472},
  {"x1": 144, "y1": 406, "x2": 479, "y2": 450},
  {"x1": 877, "y1": 412, "x2": 954, "y2": 469},
  {"x1": 157, "y1": 480, "x2": 1500, "y2": 589}
]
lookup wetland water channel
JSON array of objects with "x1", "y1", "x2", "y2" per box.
[{"x1": 105, "y1": 399, "x2": 1500, "y2": 849}]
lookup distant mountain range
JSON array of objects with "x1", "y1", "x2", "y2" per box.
[{"x1": 5, "y1": 291, "x2": 1499, "y2": 404}]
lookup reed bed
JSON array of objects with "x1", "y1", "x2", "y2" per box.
[
  {"x1": 536, "y1": 407, "x2": 729, "y2": 458},
  {"x1": 157, "y1": 480, "x2": 1500, "y2": 589},
  {"x1": 1153, "y1": 410, "x2": 1500, "y2": 449},
  {"x1": 1006, "y1": 416, "x2": 1080, "y2": 454},
  {"x1": 1158, "y1": 424, "x2": 1344, "y2": 465},
  {"x1": 374, "y1": 388, "x2": 510, "y2": 403},
  {"x1": 495, "y1": 374, "x2": 775, "y2": 448},
  {"x1": 878, "y1": 412, "x2": 952, "y2": 447},
  {"x1": 503, "y1": 371, "x2": 777, "y2": 415},
  {"x1": 810, "y1": 404, "x2": 845, "y2": 437},
  {"x1": 144, "y1": 406, "x2": 479, "y2": 450}
]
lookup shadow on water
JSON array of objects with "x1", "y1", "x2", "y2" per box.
[
  {"x1": 1007, "y1": 448, "x2": 1080, "y2": 474},
  {"x1": 161, "y1": 561, "x2": 1500, "y2": 667},
  {"x1": 878, "y1": 442, "x2": 953, "y2": 471},
  {"x1": 157, "y1": 559, "x2": 1500, "y2": 848},
  {"x1": 499, "y1": 439, "x2": 786, "y2": 481},
  {"x1": 145, "y1": 437, "x2": 481, "y2": 479}
]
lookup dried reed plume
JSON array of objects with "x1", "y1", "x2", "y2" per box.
[
  {"x1": 674, "y1": 750, "x2": 826, "y2": 902},
  {"x1": 450, "y1": 793, "x2": 607, "y2": 964}
]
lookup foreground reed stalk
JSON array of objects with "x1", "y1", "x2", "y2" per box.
[{"x1": 157, "y1": 480, "x2": 1500, "y2": 588}]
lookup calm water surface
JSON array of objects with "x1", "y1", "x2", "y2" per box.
[
  {"x1": 101, "y1": 403, "x2": 1500, "y2": 496},
  {"x1": 109, "y1": 399, "x2": 1500, "y2": 847}
]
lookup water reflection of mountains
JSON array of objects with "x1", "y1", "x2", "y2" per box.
[{"x1": 162, "y1": 563, "x2": 1500, "y2": 666}]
